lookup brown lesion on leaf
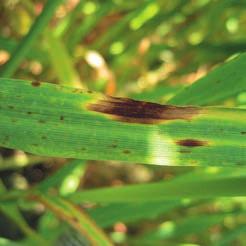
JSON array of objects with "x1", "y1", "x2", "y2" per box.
[
  {"x1": 60, "y1": 115, "x2": 64, "y2": 121},
  {"x1": 176, "y1": 139, "x2": 208, "y2": 147},
  {"x1": 31, "y1": 81, "x2": 41, "y2": 87},
  {"x1": 241, "y1": 131, "x2": 246, "y2": 135},
  {"x1": 2, "y1": 135, "x2": 10, "y2": 144},
  {"x1": 87, "y1": 96, "x2": 200, "y2": 124},
  {"x1": 109, "y1": 144, "x2": 118, "y2": 148},
  {"x1": 123, "y1": 149, "x2": 131, "y2": 154},
  {"x1": 179, "y1": 149, "x2": 191, "y2": 154},
  {"x1": 38, "y1": 119, "x2": 46, "y2": 124}
]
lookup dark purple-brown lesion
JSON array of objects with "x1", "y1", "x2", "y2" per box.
[
  {"x1": 87, "y1": 96, "x2": 200, "y2": 124},
  {"x1": 176, "y1": 139, "x2": 208, "y2": 147}
]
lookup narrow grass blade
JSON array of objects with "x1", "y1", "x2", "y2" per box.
[
  {"x1": 67, "y1": 1, "x2": 115, "y2": 50},
  {"x1": 215, "y1": 225, "x2": 246, "y2": 246},
  {"x1": 30, "y1": 193, "x2": 113, "y2": 246},
  {"x1": 0, "y1": 0, "x2": 63, "y2": 77},
  {"x1": 44, "y1": 30, "x2": 85, "y2": 89},
  {"x1": 68, "y1": 167, "x2": 246, "y2": 203},
  {"x1": 0, "y1": 202, "x2": 46, "y2": 244},
  {"x1": 37, "y1": 159, "x2": 86, "y2": 193},
  {"x1": 88, "y1": 200, "x2": 188, "y2": 228},
  {"x1": 0, "y1": 36, "x2": 46, "y2": 63},
  {"x1": 137, "y1": 211, "x2": 246, "y2": 242},
  {"x1": 169, "y1": 53, "x2": 246, "y2": 106}
]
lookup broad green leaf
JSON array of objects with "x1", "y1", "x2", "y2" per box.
[
  {"x1": 0, "y1": 78, "x2": 245, "y2": 166},
  {"x1": 0, "y1": 0, "x2": 63, "y2": 77},
  {"x1": 169, "y1": 53, "x2": 246, "y2": 106},
  {"x1": 68, "y1": 167, "x2": 246, "y2": 203}
]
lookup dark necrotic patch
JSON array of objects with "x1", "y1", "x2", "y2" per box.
[
  {"x1": 31, "y1": 81, "x2": 41, "y2": 87},
  {"x1": 60, "y1": 115, "x2": 64, "y2": 121},
  {"x1": 176, "y1": 139, "x2": 208, "y2": 147},
  {"x1": 241, "y1": 131, "x2": 246, "y2": 135},
  {"x1": 87, "y1": 96, "x2": 200, "y2": 124}
]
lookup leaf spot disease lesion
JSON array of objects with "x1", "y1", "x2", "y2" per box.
[
  {"x1": 241, "y1": 131, "x2": 246, "y2": 135},
  {"x1": 87, "y1": 96, "x2": 200, "y2": 124},
  {"x1": 123, "y1": 149, "x2": 131, "y2": 154},
  {"x1": 38, "y1": 119, "x2": 46, "y2": 124},
  {"x1": 60, "y1": 115, "x2": 64, "y2": 121},
  {"x1": 176, "y1": 139, "x2": 208, "y2": 147},
  {"x1": 31, "y1": 81, "x2": 41, "y2": 87}
]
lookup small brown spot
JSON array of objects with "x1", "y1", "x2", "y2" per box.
[
  {"x1": 176, "y1": 139, "x2": 208, "y2": 147},
  {"x1": 41, "y1": 136, "x2": 47, "y2": 140},
  {"x1": 179, "y1": 149, "x2": 191, "y2": 154},
  {"x1": 60, "y1": 115, "x2": 64, "y2": 121},
  {"x1": 123, "y1": 150, "x2": 131, "y2": 154},
  {"x1": 72, "y1": 88, "x2": 83, "y2": 93},
  {"x1": 87, "y1": 96, "x2": 200, "y2": 124},
  {"x1": 8, "y1": 105, "x2": 14, "y2": 109},
  {"x1": 31, "y1": 81, "x2": 41, "y2": 87},
  {"x1": 27, "y1": 111, "x2": 32, "y2": 115},
  {"x1": 241, "y1": 131, "x2": 246, "y2": 135},
  {"x1": 38, "y1": 119, "x2": 46, "y2": 123},
  {"x1": 110, "y1": 144, "x2": 117, "y2": 148},
  {"x1": 32, "y1": 143, "x2": 39, "y2": 147},
  {"x1": 3, "y1": 135, "x2": 10, "y2": 144},
  {"x1": 87, "y1": 90, "x2": 93, "y2": 94},
  {"x1": 11, "y1": 119, "x2": 17, "y2": 123}
]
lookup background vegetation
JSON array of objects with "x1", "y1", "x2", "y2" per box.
[{"x1": 0, "y1": 0, "x2": 246, "y2": 245}]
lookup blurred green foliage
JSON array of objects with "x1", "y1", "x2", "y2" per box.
[{"x1": 0, "y1": 0, "x2": 246, "y2": 245}]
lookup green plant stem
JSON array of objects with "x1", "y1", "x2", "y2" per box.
[{"x1": 0, "y1": 0, "x2": 63, "y2": 77}]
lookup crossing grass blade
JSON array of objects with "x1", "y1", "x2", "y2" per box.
[
  {"x1": 0, "y1": 0, "x2": 63, "y2": 77},
  {"x1": 44, "y1": 30, "x2": 84, "y2": 89},
  {"x1": 30, "y1": 193, "x2": 113, "y2": 246},
  {"x1": 67, "y1": 167, "x2": 246, "y2": 203},
  {"x1": 88, "y1": 200, "x2": 189, "y2": 228},
  {"x1": 135, "y1": 211, "x2": 246, "y2": 243},
  {"x1": 169, "y1": 53, "x2": 246, "y2": 106},
  {"x1": 0, "y1": 78, "x2": 245, "y2": 166}
]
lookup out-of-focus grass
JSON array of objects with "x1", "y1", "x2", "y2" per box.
[{"x1": 0, "y1": 0, "x2": 246, "y2": 245}]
